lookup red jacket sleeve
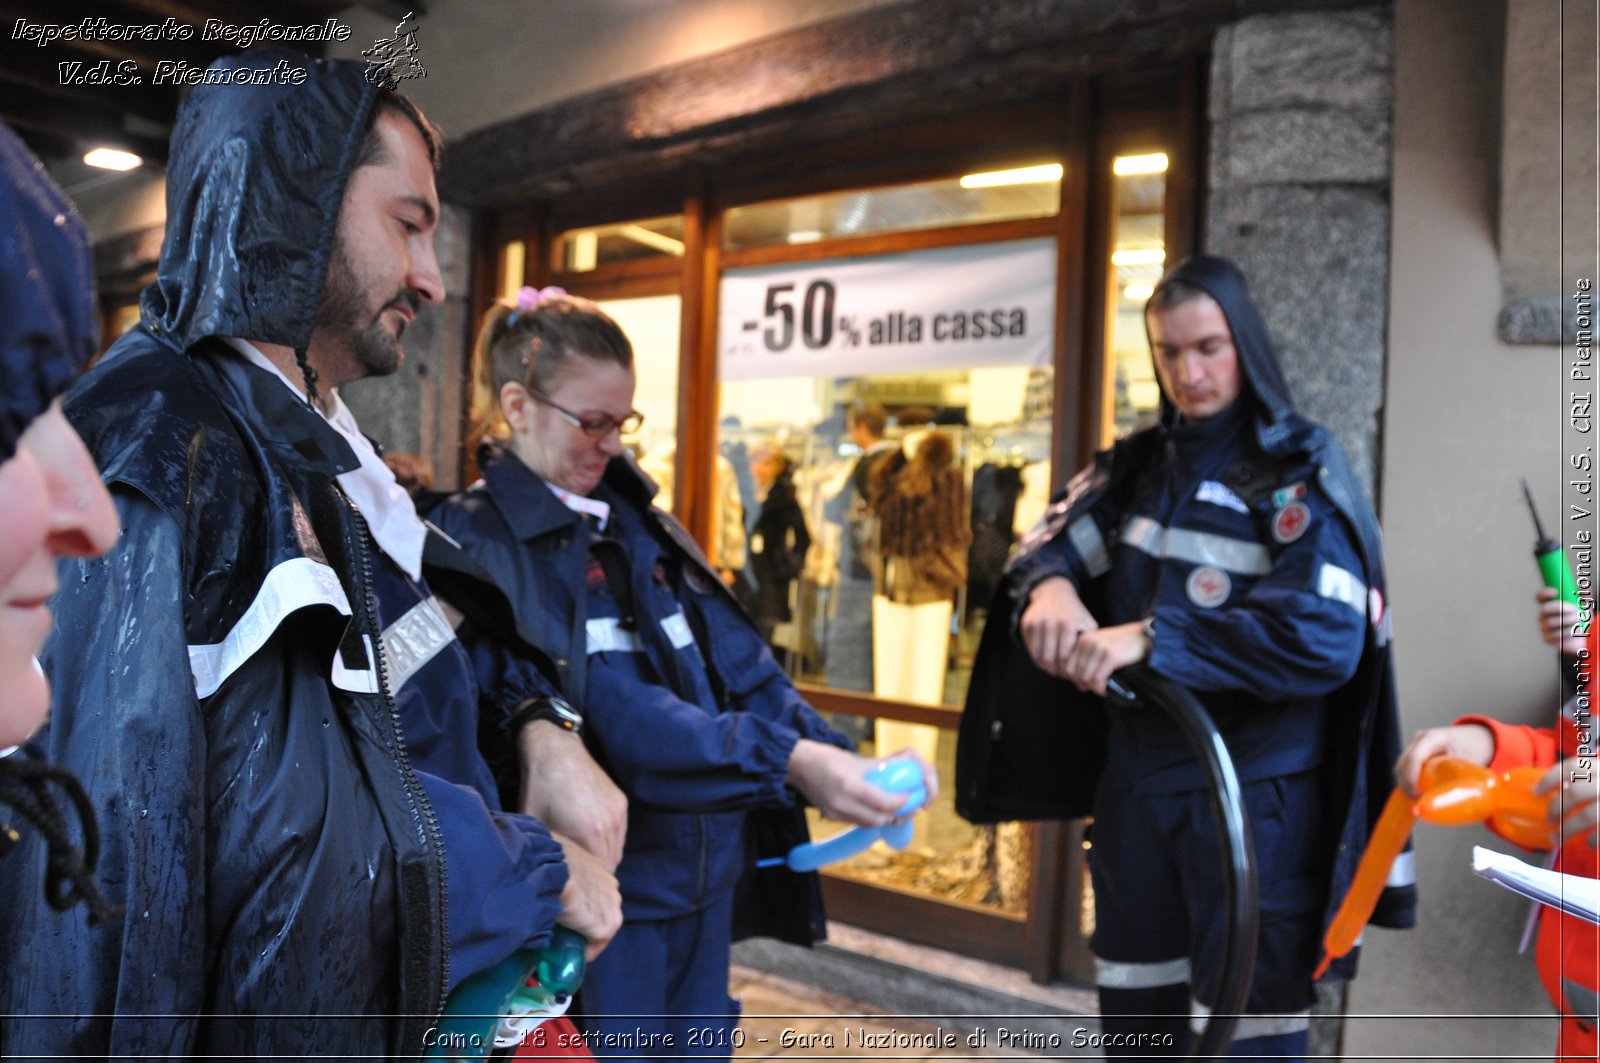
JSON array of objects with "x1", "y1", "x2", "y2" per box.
[{"x1": 1453, "y1": 714, "x2": 1559, "y2": 773}]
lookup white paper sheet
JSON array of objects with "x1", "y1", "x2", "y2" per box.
[{"x1": 1473, "y1": 845, "x2": 1600, "y2": 925}]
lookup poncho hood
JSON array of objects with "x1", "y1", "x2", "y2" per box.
[
  {"x1": 0, "y1": 122, "x2": 97, "y2": 460},
  {"x1": 1148, "y1": 254, "x2": 1301, "y2": 456},
  {"x1": 140, "y1": 49, "x2": 382, "y2": 354}
]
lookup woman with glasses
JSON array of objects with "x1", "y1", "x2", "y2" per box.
[{"x1": 431, "y1": 287, "x2": 935, "y2": 1062}]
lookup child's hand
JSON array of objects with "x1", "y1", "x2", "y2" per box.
[
  {"x1": 1394, "y1": 723, "x2": 1494, "y2": 797},
  {"x1": 1536, "y1": 757, "x2": 1600, "y2": 848},
  {"x1": 1536, "y1": 587, "x2": 1587, "y2": 656}
]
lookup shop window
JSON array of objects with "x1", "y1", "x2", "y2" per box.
[
  {"x1": 501, "y1": 241, "x2": 527, "y2": 300},
  {"x1": 594, "y1": 292, "x2": 683, "y2": 491},
  {"x1": 557, "y1": 216, "x2": 686, "y2": 273},
  {"x1": 723, "y1": 164, "x2": 1062, "y2": 251},
  {"x1": 714, "y1": 238, "x2": 1055, "y2": 918},
  {"x1": 716, "y1": 238, "x2": 1054, "y2": 704},
  {"x1": 1104, "y1": 152, "x2": 1168, "y2": 441},
  {"x1": 110, "y1": 302, "x2": 141, "y2": 339}
]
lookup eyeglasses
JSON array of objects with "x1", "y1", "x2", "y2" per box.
[{"x1": 529, "y1": 388, "x2": 644, "y2": 437}]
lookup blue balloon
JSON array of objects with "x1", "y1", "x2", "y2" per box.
[{"x1": 756, "y1": 759, "x2": 928, "y2": 872}]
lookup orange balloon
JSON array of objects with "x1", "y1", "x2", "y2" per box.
[
  {"x1": 1490, "y1": 809, "x2": 1556, "y2": 849},
  {"x1": 1418, "y1": 756, "x2": 1492, "y2": 792},
  {"x1": 1415, "y1": 781, "x2": 1497, "y2": 824},
  {"x1": 1494, "y1": 767, "x2": 1553, "y2": 823},
  {"x1": 1413, "y1": 758, "x2": 1554, "y2": 844},
  {"x1": 1414, "y1": 758, "x2": 1495, "y2": 824},
  {"x1": 1316, "y1": 787, "x2": 1415, "y2": 979},
  {"x1": 1318, "y1": 756, "x2": 1556, "y2": 980},
  {"x1": 1495, "y1": 766, "x2": 1556, "y2": 849},
  {"x1": 1503, "y1": 765, "x2": 1547, "y2": 789}
]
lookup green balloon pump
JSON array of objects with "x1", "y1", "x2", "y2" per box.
[{"x1": 1523, "y1": 479, "x2": 1585, "y2": 613}]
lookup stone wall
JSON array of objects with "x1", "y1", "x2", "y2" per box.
[
  {"x1": 1205, "y1": 6, "x2": 1393, "y2": 502},
  {"x1": 1498, "y1": 0, "x2": 1598, "y2": 344}
]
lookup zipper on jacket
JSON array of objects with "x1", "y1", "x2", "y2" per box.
[{"x1": 350, "y1": 505, "x2": 451, "y2": 1044}]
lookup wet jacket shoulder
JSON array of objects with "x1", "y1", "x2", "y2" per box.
[{"x1": 66, "y1": 332, "x2": 274, "y2": 647}]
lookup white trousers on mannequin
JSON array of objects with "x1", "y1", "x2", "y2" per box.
[{"x1": 871, "y1": 594, "x2": 950, "y2": 850}]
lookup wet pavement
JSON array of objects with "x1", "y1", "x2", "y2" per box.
[{"x1": 732, "y1": 965, "x2": 1035, "y2": 1061}]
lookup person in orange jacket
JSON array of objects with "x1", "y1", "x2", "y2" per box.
[{"x1": 1396, "y1": 589, "x2": 1597, "y2": 1059}]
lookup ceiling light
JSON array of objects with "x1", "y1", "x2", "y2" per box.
[
  {"x1": 1113, "y1": 153, "x2": 1169, "y2": 176},
  {"x1": 83, "y1": 148, "x2": 142, "y2": 171},
  {"x1": 1111, "y1": 248, "x2": 1166, "y2": 266},
  {"x1": 959, "y1": 163, "x2": 1064, "y2": 189},
  {"x1": 1123, "y1": 283, "x2": 1154, "y2": 301},
  {"x1": 617, "y1": 224, "x2": 684, "y2": 256}
]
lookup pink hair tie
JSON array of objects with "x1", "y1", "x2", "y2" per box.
[{"x1": 510, "y1": 285, "x2": 567, "y2": 322}]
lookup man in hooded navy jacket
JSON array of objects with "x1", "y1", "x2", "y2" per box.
[
  {"x1": 0, "y1": 52, "x2": 623, "y2": 1059},
  {"x1": 957, "y1": 256, "x2": 1413, "y2": 1060}
]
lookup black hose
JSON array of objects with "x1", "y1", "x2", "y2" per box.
[{"x1": 1105, "y1": 664, "x2": 1258, "y2": 1058}]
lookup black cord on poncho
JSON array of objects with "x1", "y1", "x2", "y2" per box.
[
  {"x1": 294, "y1": 346, "x2": 320, "y2": 407},
  {"x1": 0, "y1": 756, "x2": 122, "y2": 927}
]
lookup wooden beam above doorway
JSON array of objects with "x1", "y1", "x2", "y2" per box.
[{"x1": 439, "y1": 0, "x2": 1382, "y2": 207}]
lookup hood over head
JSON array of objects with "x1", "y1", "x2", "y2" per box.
[
  {"x1": 0, "y1": 122, "x2": 98, "y2": 462},
  {"x1": 141, "y1": 49, "x2": 384, "y2": 355},
  {"x1": 1146, "y1": 254, "x2": 1299, "y2": 451}
]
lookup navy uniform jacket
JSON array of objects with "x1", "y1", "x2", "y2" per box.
[
  {"x1": 957, "y1": 255, "x2": 1415, "y2": 978},
  {"x1": 432, "y1": 443, "x2": 851, "y2": 940},
  {"x1": 1008, "y1": 403, "x2": 1366, "y2": 793}
]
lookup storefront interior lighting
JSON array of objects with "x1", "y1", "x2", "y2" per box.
[
  {"x1": 1123, "y1": 283, "x2": 1155, "y2": 302},
  {"x1": 959, "y1": 162, "x2": 1064, "y2": 189},
  {"x1": 618, "y1": 224, "x2": 685, "y2": 256},
  {"x1": 84, "y1": 147, "x2": 142, "y2": 171},
  {"x1": 1111, "y1": 248, "x2": 1166, "y2": 267},
  {"x1": 1113, "y1": 153, "x2": 1170, "y2": 176}
]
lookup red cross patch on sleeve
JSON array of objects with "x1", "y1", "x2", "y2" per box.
[{"x1": 1271, "y1": 501, "x2": 1311, "y2": 544}]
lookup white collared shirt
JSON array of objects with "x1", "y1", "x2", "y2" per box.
[
  {"x1": 544, "y1": 479, "x2": 611, "y2": 530},
  {"x1": 220, "y1": 338, "x2": 427, "y2": 581}
]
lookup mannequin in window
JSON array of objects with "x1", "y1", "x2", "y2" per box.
[
  {"x1": 821, "y1": 401, "x2": 895, "y2": 694},
  {"x1": 870, "y1": 408, "x2": 968, "y2": 847},
  {"x1": 870, "y1": 408, "x2": 969, "y2": 636},
  {"x1": 746, "y1": 439, "x2": 811, "y2": 661}
]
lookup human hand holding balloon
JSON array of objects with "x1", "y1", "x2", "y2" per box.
[
  {"x1": 1536, "y1": 756, "x2": 1600, "y2": 847},
  {"x1": 1394, "y1": 723, "x2": 1494, "y2": 797},
  {"x1": 1315, "y1": 750, "x2": 1556, "y2": 978},
  {"x1": 759, "y1": 758, "x2": 929, "y2": 872},
  {"x1": 786, "y1": 741, "x2": 935, "y2": 825},
  {"x1": 1411, "y1": 757, "x2": 1554, "y2": 849}
]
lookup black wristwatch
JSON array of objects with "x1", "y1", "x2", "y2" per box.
[{"x1": 508, "y1": 695, "x2": 584, "y2": 738}]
